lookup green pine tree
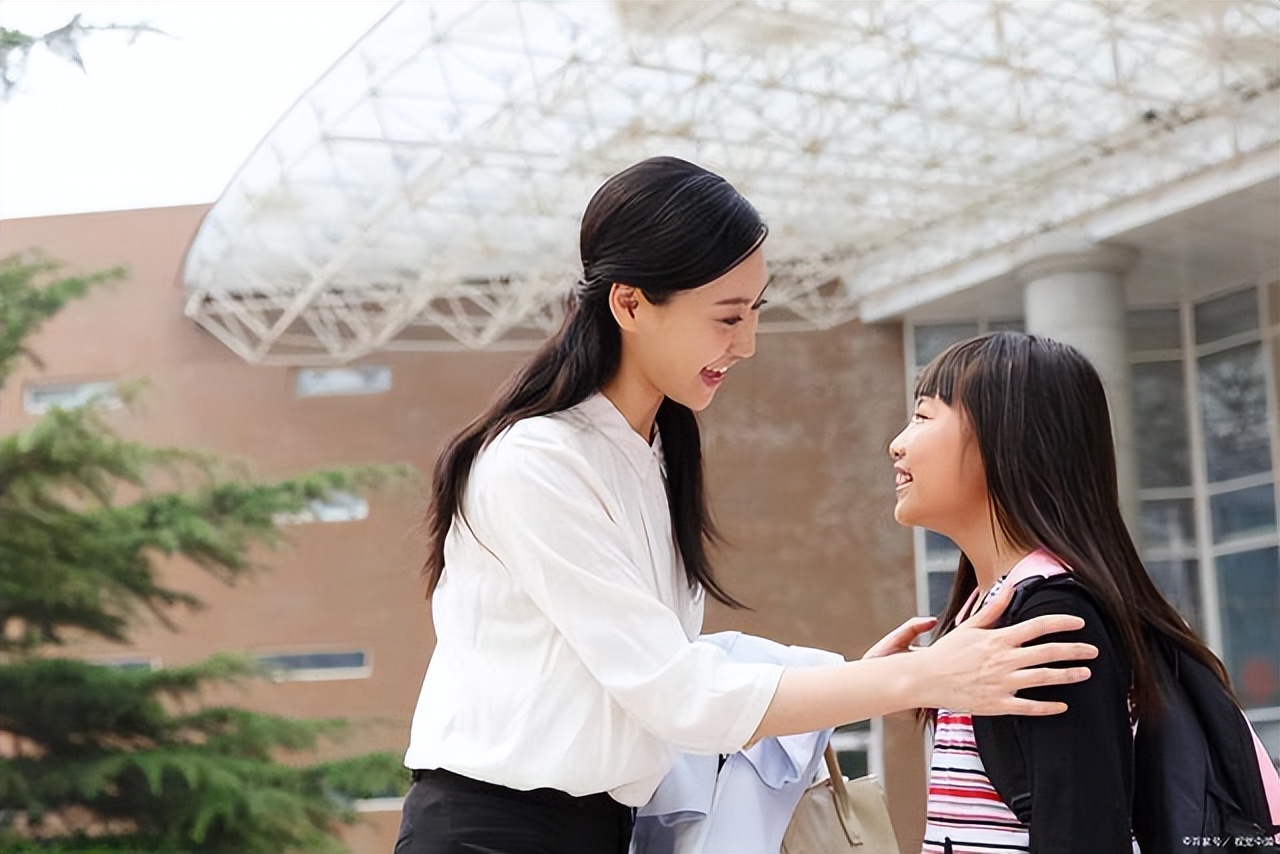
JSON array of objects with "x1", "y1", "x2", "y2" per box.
[{"x1": 0, "y1": 255, "x2": 415, "y2": 853}]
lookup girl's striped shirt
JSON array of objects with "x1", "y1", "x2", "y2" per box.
[
  {"x1": 922, "y1": 707, "x2": 1029, "y2": 853},
  {"x1": 923, "y1": 557, "x2": 1140, "y2": 854}
]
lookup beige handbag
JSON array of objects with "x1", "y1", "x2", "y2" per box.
[{"x1": 781, "y1": 745, "x2": 900, "y2": 854}]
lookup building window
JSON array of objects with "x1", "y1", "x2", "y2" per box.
[
  {"x1": 273, "y1": 490, "x2": 369, "y2": 525},
  {"x1": 256, "y1": 650, "x2": 370, "y2": 682},
  {"x1": 912, "y1": 322, "x2": 979, "y2": 367},
  {"x1": 94, "y1": 656, "x2": 161, "y2": 671},
  {"x1": 1130, "y1": 283, "x2": 1280, "y2": 761},
  {"x1": 830, "y1": 718, "x2": 885, "y2": 782},
  {"x1": 354, "y1": 797, "x2": 404, "y2": 813},
  {"x1": 295, "y1": 365, "x2": 391, "y2": 398},
  {"x1": 23, "y1": 380, "x2": 121, "y2": 414}
]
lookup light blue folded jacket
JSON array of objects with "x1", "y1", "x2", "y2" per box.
[{"x1": 630, "y1": 631, "x2": 845, "y2": 854}]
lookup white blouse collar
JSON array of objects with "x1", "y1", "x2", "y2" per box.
[{"x1": 576, "y1": 393, "x2": 665, "y2": 471}]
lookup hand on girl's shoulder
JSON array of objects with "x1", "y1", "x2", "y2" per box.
[{"x1": 1009, "y1": 581, "x2": 1123, "y2": 663}]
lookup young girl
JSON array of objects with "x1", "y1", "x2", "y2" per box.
[
  {"x1": 890, "y1": 331, "x2": 1268, "y2": 854},
  {"x1": 397, "y1": 159, "x2": 1097, "y2": 854}
]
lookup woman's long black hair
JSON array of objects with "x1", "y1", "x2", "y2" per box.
[
  {"x1": 423, "y1": 156, "x2": 767, "y2": 606},
  {"x1": 921, "y1": 331, "x2": 1231, "y2": 718}
]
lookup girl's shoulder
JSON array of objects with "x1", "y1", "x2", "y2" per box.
[
  {"x1": 998, "y1": 551, "x2": 1095, "y2": 620},
  {"x1": 1008, "y1": 576, "x2": 1111, "y2": 631},
  {"x1": 1012, "y1": 575, "x2": 1096, "y2": 612},
  {"x1": 1008, "y1": 577, "x2": 1131, "y2": 667},
  {"x1": 982, "y1": 556, "x2": 1090, "y2": 623}
]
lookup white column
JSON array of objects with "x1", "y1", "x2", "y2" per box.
[{"x1": 1015, "y1": 232, "x2": 1141, "y2": 539}]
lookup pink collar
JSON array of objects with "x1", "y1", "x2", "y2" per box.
[{"x1": 956, "y1": 548, "x2": 1070, "y2": 625}]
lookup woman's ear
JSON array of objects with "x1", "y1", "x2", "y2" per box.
[{"x1": 608, "y1": 283, "x2": 642, "y2": 332}]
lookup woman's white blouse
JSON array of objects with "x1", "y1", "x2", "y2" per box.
[{"x1": 404, "y1": 394, "x2": 784, "y2": 806}]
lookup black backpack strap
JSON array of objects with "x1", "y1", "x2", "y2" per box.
[
  {"x1": 971, "y1": 575, "x2": 1097, "y2": 827},
  {"x1": 969, "y1": 574, "x2": 1063, "y2": 826}
]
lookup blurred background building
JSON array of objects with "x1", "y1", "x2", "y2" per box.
[{"x1": 2, "y1": 2, "x2": 1277, "y2": 850}]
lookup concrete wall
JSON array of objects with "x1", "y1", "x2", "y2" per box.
[
  {"x1": 701, "y1": 321, "x2": 925, "y2": 850},
  {"x1": 0, "y1": 207, "x2": 924, "y2": 852}
]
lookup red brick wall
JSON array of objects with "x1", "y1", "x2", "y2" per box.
[{"x1": 0, "y1": 207, "x2": 924, "y2": 852}]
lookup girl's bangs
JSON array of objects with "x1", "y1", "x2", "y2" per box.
[{"x1": 914, "y1": 339, "x2": 976, "y2": 404}]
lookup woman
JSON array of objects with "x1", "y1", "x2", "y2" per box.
[{"x1": 397, "y1": 158, "x2": 1096, "y2": 854}]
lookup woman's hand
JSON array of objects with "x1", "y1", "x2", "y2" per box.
[
  {"x1": 915, "y1": 582, "x2": 1097, "y2": 716},
  {"x1": 862, "y1": 616, "x2": 938, "y2": 659},
  {"x1": 750, "y1": 584, "x2": 1098, "y2": 742}
]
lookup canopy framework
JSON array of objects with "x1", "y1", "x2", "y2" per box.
[{"x1": 182, "y1": 0, "x2": 1280, "y2": 365}]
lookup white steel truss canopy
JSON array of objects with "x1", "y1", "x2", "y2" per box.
[{"x1": 182, "y1": 0, "x2": 1280, "y2": 365}]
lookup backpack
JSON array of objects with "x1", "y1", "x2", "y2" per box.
[{"x1": 972, "y1": 553, "x2": 1280, "y2": 853}]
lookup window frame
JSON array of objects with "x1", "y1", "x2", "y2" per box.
[
  {"x1": 294, "y1": 365, "x2": 392, "y2": 398},
  {"x1": 22, "y1": 379, "x2": 122, "y2": 415},
  {"x1": 254, "y1": 648, "x2": 372, "y2": 682}
]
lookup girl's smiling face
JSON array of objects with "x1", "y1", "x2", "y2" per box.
[{"x1": 888, "y1": 395, "x2": 990, "y2": 538}]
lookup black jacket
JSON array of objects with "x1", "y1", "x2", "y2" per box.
[{"x1": 971, "y1": 580, "x2": 1134, "y2": 854}]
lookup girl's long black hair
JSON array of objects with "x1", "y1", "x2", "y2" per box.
[
  {"x1": 921, "y1": 331, "x2": 1231, "y2": 718},
  {"x1": 423, "y1": 157, "x2": 767, "y2": 606}
]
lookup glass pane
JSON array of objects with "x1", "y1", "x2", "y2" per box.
[
  {"x1": 99, "y1": 657, "x2": 159, "y2": 672},
  {"x1": 1127, "y1": 308, "x2": 1182, "y2": 352},
  {"x1": 1218, "y1": 547, "x2": 1280, "y2": 709},
  {"x1": 1213, "y1": 483, "x2": 1274, "y2": 545},
  {"x1": 1195, "y1": 288, "x2": 1258, "y2": 345},
  {"x1": 23, "y1": 380, "x2": 122, "y2": 414},
  {"x1": 1210, "y1": 484, "x2": 1277, "y2": 545},
  {"x1": 836, "y1": 749, "x2": 869, "y2": 780},
  {"x1": 1146, "y1": 559, "x2": 1203, "y2": 636},
  {"x1": 835, "y1": 719, "x2": 871, "y2": 735},
  {"x1": 296, "y1": 365, "x2": 391, "y2": 397},
  {"x1": 312, "y1": 491, "x2": 370, "y2": 523},
  {"x1": 1132, "y1": 360, "x2": 1191, "y2": 488},
  {"x1": 928, "y1": 570, "x2": 956, "y2": 616},
  {"x1": 1140, "y1": 499, "x2": 1196, "y2": 550},
  {"x1": 831, "y1": 720, "x2": 872, "y2": 777},
  {"x1": 1199, "y1": 342, "x2": 1272, "y2": 482},
  {"x1": 1273, "y1": 339, "x2": 1279, "y2": 449},
  {"x1": 925, "y1": 530, "x2": 960, "y2": 559},
  {"x1": 1274, "y1": 335, "x2": 1280, "y2": 429},
  {"x1": 258, "y1": 651, "x2": 367, "y2": 670},
  {"x1": 989, "y1": 319, "x2": 1024, "y2": 333},
  {"x1": 913, "y1": 323, "x2": 979, "y2": 367},
  {"x1": 1269, "y1": 281, "x2": 1279, "y2": 328}
]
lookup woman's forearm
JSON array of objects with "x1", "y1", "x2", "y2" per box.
[
  {"x1": 749, "y1": 610, "x2": 1097, "y2": 743},
  {"x1": 751, "y1": 657, "x2": 918, "y2": 741}
]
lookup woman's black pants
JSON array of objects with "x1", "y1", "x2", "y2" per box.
[{"x1": 393, "y1": 768, "x2": 635, "y2": 854}]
